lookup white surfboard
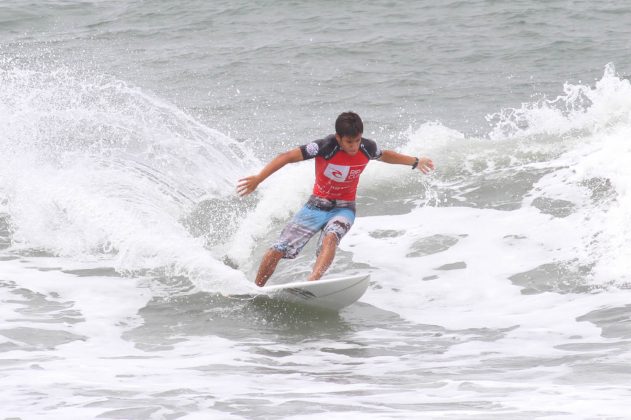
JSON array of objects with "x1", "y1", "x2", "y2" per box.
[{"x1": 261, "y1": 274, "x2": 370, "y2": 311}]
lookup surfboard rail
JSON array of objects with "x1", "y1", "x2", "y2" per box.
[{"x1": 261, "y1": 273, "x2": 370, "y2": 311}]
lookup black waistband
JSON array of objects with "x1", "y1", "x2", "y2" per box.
[{"x1": 306, "y1": 195, "x2": 356, "y2": 211}]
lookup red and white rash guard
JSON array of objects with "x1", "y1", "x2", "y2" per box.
[{"x1": 299, "y1": 134, "x2": 382, "y2": 201}]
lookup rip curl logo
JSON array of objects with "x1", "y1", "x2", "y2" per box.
[
  {"x1": 323, "y1": 164, "x2": 350, "y2": 181},
  {"x1": 348, "y1": 168, "x2": 362, "y2": 180}
]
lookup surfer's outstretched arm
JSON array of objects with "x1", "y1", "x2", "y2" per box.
[
  {"x1": 379, "y1": 150, "x2": 434, "y2": 174},
  {"x1": 237, "y1": 148, "x2": 304, "y2": 196}
]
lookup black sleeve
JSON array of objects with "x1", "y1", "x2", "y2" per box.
[
  {"x1": 360, "y1": 138, "x2": 383, "y2": 160},
  {"x1": 299, "y1": 134, "x2": 339, "y2": 160}
]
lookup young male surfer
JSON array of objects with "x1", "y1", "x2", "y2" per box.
[{"x1": 237, "y1": 112, "x2": 434, "y2": 287}]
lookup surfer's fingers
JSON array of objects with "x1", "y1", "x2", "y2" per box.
[
  {"x1": 237, "y1": 179, "x2": 256, "y2": 196},
  {"x1": 417, "y1": 158, "x2": 434, "y2": 174},
  {"x1": 236, "y1": 181, "x2": 248, "y2": 195},
  {"x1": 237, "y1": 184, "x2": 251, "y2": 196}
]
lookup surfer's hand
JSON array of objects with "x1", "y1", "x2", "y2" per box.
[
  {"x1": 415, "y1": 157, "x2": 434, "y2": 174},
  {"x1": 237, "y1": 175, "x2": 260, "y2": 196}
]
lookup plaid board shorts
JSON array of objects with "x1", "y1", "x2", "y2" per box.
[{"x1": 272, "y1": 195, "x2": 356, "y2": 259}]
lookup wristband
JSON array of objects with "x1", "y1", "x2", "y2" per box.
[{"x1": 411, "y1": 157, "x2": 419, "y2": 170}]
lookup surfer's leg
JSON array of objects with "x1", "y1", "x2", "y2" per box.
[
  {"x1": 276, "y1": 205, "x2": 326, "y2": 253},
  {"x1": 308, "y1": 233, "x2": 337, "y2": 281},
  {"x1": 255, "y1": 248, "x2": 284, "y2": 287},
  {"x1": 309, "y1": 208, "x2": 355, "y2": 281},
  {"x1": 257, "y1": 202, "x2": 326, "y2": 286}
]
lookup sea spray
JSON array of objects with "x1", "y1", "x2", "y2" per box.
[{"x1": 0, "y1": 64, "x2": 256, "y2": 285}]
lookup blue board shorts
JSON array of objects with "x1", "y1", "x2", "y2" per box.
[{"x1": 272, "y1": 195, "x2": 356, "y2": 259}]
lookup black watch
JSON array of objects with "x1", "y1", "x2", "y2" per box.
[{"x1": 411, "y1": 157, "x2": 419, "y2": 170}]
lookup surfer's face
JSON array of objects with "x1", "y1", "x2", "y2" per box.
[{"x1": 336, "y1": 133, "x2": 362, "y2": 156}]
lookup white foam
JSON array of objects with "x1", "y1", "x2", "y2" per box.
[
  {"x1": 0, "y1": 65, "x2": 252, "y2": 284},
  {"x1": 0, "y1": 257, "x2": 260, "y2": 416},
  {"x1": 488, "y1": 64, "x2": 631, "y2": 140}
]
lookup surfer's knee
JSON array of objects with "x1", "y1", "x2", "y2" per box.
[
  {"x1": 262, "y1": 248, "x2": 284, "y2": 265},
  {"x1": 320, "y1": 232, "x2": 339, "y2": 249},
  {"x1": 255, "y1": 249, "x2": 284, "y2": 287},
  {"x1": 322, "y1": 232, "x2": 339, "y2": 246},
  {"x1": 316, "y1": 233, "x2": 338, "y2": 258},
  {"x1": 268, "y1": 248, "x2": 284, "y2": 258}
]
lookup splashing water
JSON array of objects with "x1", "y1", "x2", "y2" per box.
[{"x1": 0, "y1": 63, "x2": 257, "y2": 284}]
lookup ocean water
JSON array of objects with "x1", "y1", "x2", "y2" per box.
[{"x1": 2, "y1": 1, "x2": 631, "y2": 418}]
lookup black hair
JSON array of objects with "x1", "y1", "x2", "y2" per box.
[{"x1": 335, "y1": 112, "x2": 363, "y2": 137}]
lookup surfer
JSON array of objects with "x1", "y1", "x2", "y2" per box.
[{"x1": 237, "y1": 112, "x2": 434, "y2": 286}]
